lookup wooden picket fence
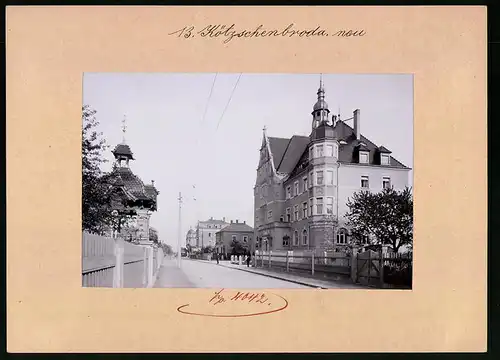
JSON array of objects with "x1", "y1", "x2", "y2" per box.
[
  {"x1": 253, "y1": 250, "x2": 351, "y2": 277},
  {"x1": 81, "y1": 232, "x2": 164, "y2": 288}
]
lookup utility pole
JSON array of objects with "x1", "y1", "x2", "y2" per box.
[{"x1": 177, "y1": 192, "x2": 182, "y2": 268}]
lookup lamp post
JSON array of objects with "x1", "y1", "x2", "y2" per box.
[{"x1": 111, "y1": 209, "x2": 123, "y2": 238}]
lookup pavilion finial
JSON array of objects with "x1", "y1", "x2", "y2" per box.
[{"x1": 121, "y1": 115, "x2": 127, "y2": 143}]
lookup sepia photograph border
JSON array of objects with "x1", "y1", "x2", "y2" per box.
[{"x1": 6, "y1": 6, "x2": 487, "y2": 353}]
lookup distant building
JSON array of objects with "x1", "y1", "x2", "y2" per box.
[
  {"x1": 253, "y1": 79, "x2": 410, "y2": 253},
  {"x1": 196, "y1": 217, "x2": 229, "y2": 248},
  {"x1": 215, "y1": 220, "x2": 254, "y2": 257},
  {"x1": 185, "y1": 227, "x2": 196, "y2": 247}
]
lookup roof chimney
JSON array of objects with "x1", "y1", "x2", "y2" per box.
[
  {"x1": 231, "y1": 220, "x2": 233, "y2": 224},
  {"x1": 223, "y1": 217, "x2": 226, "y2": 222},
  {"x1": 210, "y1": 216, "x2": 213, "y2": 220},
  {"x1": 151, "y1": 180, "x2": 155, "y2": 186},
  {"x1": 236, "y1": 219, "x2": 239, "y2": 224},
  {"x1": 353, "y1": 109, "x2": 360, "y2": 140},
  {"x1": 244, "y1": 220, "x2": 246, "y2": 224}
]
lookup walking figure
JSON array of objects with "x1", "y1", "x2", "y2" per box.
[
  {"x1": 246, "y1": 252, "x2": 251, "y2": 267},
  {"x1": 216, "y1": 252, "x2": 219, "y2": 264}
]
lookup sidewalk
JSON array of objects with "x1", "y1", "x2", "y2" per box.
[
  {"x1": 190, "y1": 259, "x2": 368, "y2": 289},
  {"x1": 153, "y1": 258, "x2": 194, "y2": 288}
]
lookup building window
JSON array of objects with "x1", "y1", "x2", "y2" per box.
[
  {"x1": 361, "y1": 176, "x2": 369, "y2": 189},
  {"x1": 303, "y1": 177, "x2": 308, "y2": 192},
  {"x1": 286, "y1": 186, "x2": 291, "y2": 199},
  {"x1": 283, "y1": 235, "x2": 290, "y2": 247},
  {"x1": 302, "y1": 202, "x2": 307, "y2": 218},
  {"x1": 381, "y1": 154, "x2": 390, "y2": 165},
  {"x1": 326, "y1": 197, "x2": 334, "y2": 215},
  {"x1": 294, "y1": 181, "x2": 299, "y2": 196},
  {"x1": 243, "y1": 236, "x2": 248, "y2": 243},
  {"x1": 209, "y1": 233, "x2": 211, "y2": 237},
  {"x1": 316, "y1": 171, "x2": 324, "y2": 185},
  {"x1": 267, "y1": 210, "x2": 272, "y2": 220},
  {"x1": 294, "y1": 205, "x2": 299, "y2": 221},
  {"x1": 260, "y1": 185, "x2": 264, "y2": 198},
  {"x1": 302, "y1": 229, "x2": 308, "y2": 245},
  {"x1": 309, "y1": 147, "x2": 314, "y2": 159},
  {"x1": 359, "y1": 151, "x2": 369, "y2": 164},
  {"x1": 286, "y1": 208, "x2": 291, "y2": 222},
  {"x1": 326, "y1": 145, "x2": 333, "y2": 157},
  {"x1": 382, "y1": 176, "x2": 391, "y2": 189},
  {"x1": 316, "y1": 145, "x2": 324, "y2": 157},
  {"x1": 326, "y1": 170, "x2": 334, "y2": 185},
  {"x1": 309, "y1": 198, "x2": 313, "y2": 216},
  {"x1": 334, "y1": 144, "x2": 339, "y2": 158},
  {"x1": 309, "y1": 172, "x2": 314, "y2": 187},
  {"x1": 279, "y1": 216, "x2": 284, "y2": 222},
  {"x1": 336, "y1": 229, "x2": 347, "y2": 244},
  {"x1": 316, "y1": 197, "x2": 324, "y2": 215},
  {"x1": 232, "y1": 235, "x2": 237, "y2": 242},
  {"x1": 293, "y1": 231, "x2": 299, "y2": 246},
  {"x1": 361, "y1": 235, "x2": 369, "y2": 245}
]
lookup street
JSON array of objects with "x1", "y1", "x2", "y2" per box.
[{"x1": 154, "y1": 258, "x2": 309, "y2": 288}]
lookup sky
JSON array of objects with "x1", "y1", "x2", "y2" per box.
[{"x1": 83, "y1": 73, "x2": 413, "y2": 250}]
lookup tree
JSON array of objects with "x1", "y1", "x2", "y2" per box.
[
  {"x1": 82, "y1": 105, "x2": 111, "y2": 234},
  {"x1": 160, "y1": 243, "x2": 173, "y2": 255},
  {"x1": 230, "y1": 239, "x2": 246, "y2": 255},
  {"x1": 345, "y1": 187, "x2": 413, "y2": 253},
  {"x1": 202, "y1": 245, "x2": 214, "y2": 254}
]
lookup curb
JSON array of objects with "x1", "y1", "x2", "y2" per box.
[{"x1": 187, "y1": 259, "x2": 326, "y2": 289}]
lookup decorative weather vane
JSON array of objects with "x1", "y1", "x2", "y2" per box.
[{"x1": 121, "y1": 115, "x2": 127, "y2": 143}]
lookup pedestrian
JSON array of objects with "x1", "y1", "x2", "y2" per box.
[
  {"x1": 246, "y1": 252, "x2": 251, "y2": 267},
  {"x1": 216, "y1": 252, "x2": 219, "y2": 264}
]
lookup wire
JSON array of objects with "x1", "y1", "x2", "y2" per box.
[
  {"x1": 195, "y1": 73, "x2": 218, "y2": 150},
  {"x1": 201, "y1": 73, "x2": 218, "y2": 126},
  {"x1": 216, "y1": 73, "x2": 242, "y2": 131}
]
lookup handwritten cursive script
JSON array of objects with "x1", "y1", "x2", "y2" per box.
[
  {"x1": 209, "y1": 288, "x2": 271, "y2": 306},
  {"x1": 168, "y1": 23, "x2": 366, "y2": 44},
  {"x1": 177, "y1": 289, "x2": 289, "y2": 317}
]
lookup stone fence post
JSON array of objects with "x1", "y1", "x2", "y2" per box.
[
  {"x1": 350, "y1": 247, "x2": 359, "y2": 283},
  {"x1": 238, "y1": 255, "x2": 242, "y2": 265},
  {"x1": 113, "y1": 236, "x2": 125, "y2": 288}
]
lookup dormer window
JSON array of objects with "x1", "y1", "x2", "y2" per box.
[
  {"x1": 381, "y1": 154, "x2": 390, "y2": 165},
  {"x1": 359, "y1": 151, "x2": 369, "y2": 164}
]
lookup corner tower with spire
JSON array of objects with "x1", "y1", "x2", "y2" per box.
[{"x1": 312, "y1": 75, "x2": 331, "y2": 129}]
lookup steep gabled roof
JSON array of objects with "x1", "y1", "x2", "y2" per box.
[
  {"x1": 267, "y1": 137, "x2": 289, "y2": 170},
  {"x1": 334, "y1": 121, "x2": 408, "y2": 168},
  {"x1": 268, "y1": 135, "x2": 310, "y2": 175},
  {"x1": 265, "y1": 118, "x2": 409, "y2": 177}
]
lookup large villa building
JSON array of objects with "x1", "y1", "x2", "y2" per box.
[{"x1": 253, "y1": 79, "x2": 411, "y2": 253}]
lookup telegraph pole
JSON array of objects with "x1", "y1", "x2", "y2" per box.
[{"x1": 177, "y1": 192, "x2": 182, "y2": 268}]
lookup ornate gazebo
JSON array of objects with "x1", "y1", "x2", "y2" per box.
[{"x1": 105, "y1": 120, "x2": 159, "y2": 242}]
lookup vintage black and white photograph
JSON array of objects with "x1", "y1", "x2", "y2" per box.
[{"x1": 81, "y1": 73, "x2": 413, "y2": 289}]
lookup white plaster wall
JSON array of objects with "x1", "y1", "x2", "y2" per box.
[{"x1": 337, "y1": 164, "x2": 410, "y2": 227}]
